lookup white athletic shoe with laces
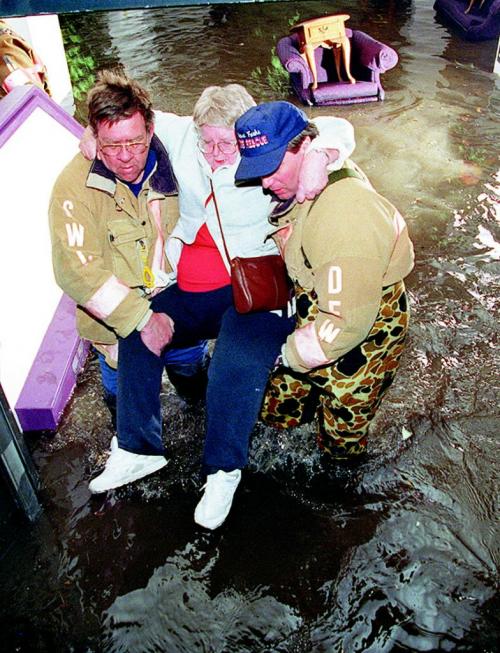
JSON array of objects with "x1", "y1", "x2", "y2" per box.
[
  {"x1": 88, "y1": 436, "x2": 167, "y2": 494},
  {"x1": 194, "y1": 469, "x2": 242, "y2": 530}
]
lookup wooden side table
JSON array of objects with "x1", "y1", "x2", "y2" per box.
[{"x1": 291, "y1": 14, "x2": 356, "y2": 90}]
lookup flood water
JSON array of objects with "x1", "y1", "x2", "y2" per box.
[{"x1": 1, "y1": 1, "x2": 499, "y2": 651}]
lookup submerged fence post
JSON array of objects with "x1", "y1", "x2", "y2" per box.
[{"x1": 0, "y1": 384, "x2": 41, "y2": 523}]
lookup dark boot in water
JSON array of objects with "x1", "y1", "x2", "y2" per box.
[{"x1": 166, "y1": 354, "x2": 210, "y2": 404}]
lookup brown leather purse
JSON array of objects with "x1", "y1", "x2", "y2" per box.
[
  {"x1": 211, "y1": 182, "x2": 291, "y2": 313},
  {"x1": 230, "y1": 253, "x2": 290, "y2": 313}
]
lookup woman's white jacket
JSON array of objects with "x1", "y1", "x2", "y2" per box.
[{"x1": 153, "y1": 111, "x2": 355, "y2": 276}]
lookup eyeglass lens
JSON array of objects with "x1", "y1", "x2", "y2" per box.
[
  {"x1": 100, "y1": 141, "x2": 148, "y2": 155},
  {"x1": 199, "y1": 140, "x2": 237, "y2": 154}
]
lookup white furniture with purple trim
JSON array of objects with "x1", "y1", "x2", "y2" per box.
[{"x1": 0, "y1": 84, "x2": 88, "y2": 431}]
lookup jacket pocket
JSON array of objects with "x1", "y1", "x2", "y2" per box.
[{"x1": 108, "y1": 219, "x2": 147, "y2": 287}]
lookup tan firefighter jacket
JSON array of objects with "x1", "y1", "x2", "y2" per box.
[
  {"x1": 271, "y1": 162, "x2": 415, "y2": 373},
  {"x1": 49, "y1": 135, "x2": 178, "y2": 353}
]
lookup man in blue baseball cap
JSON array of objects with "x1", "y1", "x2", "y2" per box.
[{"x1": 235, "y1": 101, "x2": 415, "y2": 463}]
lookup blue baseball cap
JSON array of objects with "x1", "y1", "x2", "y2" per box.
[{"x1": 235, "y1": 101, "x2": 309, "y2": 182}]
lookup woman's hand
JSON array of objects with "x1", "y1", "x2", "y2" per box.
[
  {"x1": 296, "y1": 148, "x2": 339, "y2": 203},
  {"x1": 79, "y1": 125, "x2": 97, "y2": 160}
]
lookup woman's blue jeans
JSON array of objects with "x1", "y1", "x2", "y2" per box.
[{"x1": 117, "y1": 283, "x2": 294, "y2": 472}]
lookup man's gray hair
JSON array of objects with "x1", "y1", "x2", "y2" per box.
[{"x1": 193, "y1": 84, "x2": 256, "y2": 130}]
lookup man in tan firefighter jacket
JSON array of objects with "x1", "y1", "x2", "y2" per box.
[
  {"x1": 49, "y1": 71, "x2": 208, "y2": 492},
  {"x1": 235, "y1": 101, "x2": 415, "y2": 463}
]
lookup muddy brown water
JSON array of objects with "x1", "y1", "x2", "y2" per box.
[{"x1": 1, "y1": 1, "x2": 499, "y2": 651}]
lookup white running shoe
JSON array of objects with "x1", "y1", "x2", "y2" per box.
[
  {"x1": 89, "y1": 437, "x2": 167, "y2": 494},
  {"x1": 194, "y1": 469, "x2": 242, "y2": 530}
]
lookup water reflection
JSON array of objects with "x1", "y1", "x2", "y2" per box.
[
  {"x1": 1, "y1": 1, "x2": 499, "y2": 651},
  {"x1": 102, "y1": 536, "x2": 303, "y2": 652}
]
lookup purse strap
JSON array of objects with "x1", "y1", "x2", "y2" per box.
[
  {"x1": 326, "y1": 167, "x2": 364, "y2": 184},
  {"x1": 210, "y1": 180, "x2": 232, "y2": 264}
]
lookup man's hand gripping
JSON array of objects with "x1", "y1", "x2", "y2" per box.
[{"x1": 140, "y1": 312, "x2": 175, "y2": 357}]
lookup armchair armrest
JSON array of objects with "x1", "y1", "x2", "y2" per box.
[
  {"x1": 276, "y1": 35, "x2": 313, "y2": 88},
  {"x1": 351, "y1": 30, "x2": 399, "y2": 72}
]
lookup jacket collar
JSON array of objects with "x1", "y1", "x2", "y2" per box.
[
  {"x1": 86, "y1": 134, "x2": 178, "y2": 196},
  {"x1": 269, "y1": 196, "x2": 297, "y2": 225}
]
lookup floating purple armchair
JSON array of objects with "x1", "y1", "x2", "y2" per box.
[{"x1": 276, "y1": 30, "x2": 398, "y2": 106}]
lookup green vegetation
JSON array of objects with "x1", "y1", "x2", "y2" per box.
[
  {"x1": 250, "y1": 48, "x2": 290, "y2": 96},
  {"x1": 60, "y1": 22, "x2": 96, "y2": 103},
  {"x1": 451, "y1": 121, "x2": 489, "y2": 167},
  {"x1": 250, "y1": 12, "x2": 301, "y2": 99}
]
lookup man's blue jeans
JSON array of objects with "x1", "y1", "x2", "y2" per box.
[
  {"x1": 117, "y1": 283, "x2": 294, "y2": 472},
  {"x1": 97, "y1": 342, "x2": 209, "y2": 398}
]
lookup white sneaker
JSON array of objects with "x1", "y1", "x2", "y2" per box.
[
  {"x1": 89, "y1": 437, "x2": 167, "y2": 494},
  {"x1": 194, "y1": 469, "x2": 241, "y2": 530}
]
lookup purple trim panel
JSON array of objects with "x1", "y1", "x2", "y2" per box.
[
  {"x1": 15, "y1": 294, "x2": 89, "y2": 431},
  {"x1": 0, "y1": 84, "x2": 83, "y2": 148},
  {"x1": 0, "y1": 85, "x2": 88, "y2": 430}
]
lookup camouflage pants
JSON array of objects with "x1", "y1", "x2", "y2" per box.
[{"x1": 261, "y1": 281, "x2": 409, "y2": 459}]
